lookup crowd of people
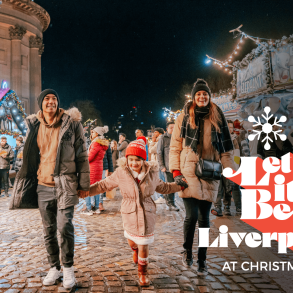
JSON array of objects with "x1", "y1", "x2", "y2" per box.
[
  {"x1": 0, "y1": 136, "x2": 24, "y2": 197},
  {"x1": 6, "y1": 79, "x2": 293, "y2": 289}
]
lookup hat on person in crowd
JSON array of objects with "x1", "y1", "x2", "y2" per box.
[
  {"x1": 125, "y1": 139, "x2": 147, "y2": 160},
  {"x1": 233, "y1": 119, "x2": 241, "y2": 135},
  {"x1": 137, "y1": 136, "x2": 147, "y2": 145},
  {"x1": 233, "y1": 119, "x2": 241, "y2": 129},
  {"x1": 37, "y1": 89, "x2": 60, "y2": 110},
  {"x1": 191, "y1": 79, "x2": 211, "y2": 99},
  {"x1": 154, "y1": 127, "x2": 164, "y2": 135},
  {"x1": 93, "y1": 126, "x2": 109, "y2": 139}
]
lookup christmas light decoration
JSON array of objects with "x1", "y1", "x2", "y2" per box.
[
  {"x1": 0, "y1": 89, "x2": 27, "y2": 136},
  {"x1": 163, "y1": 107, "x2": 183, "y2": 122},
  {"x1": 205, "y1": 24, "x2": 284, "y2": 74}
]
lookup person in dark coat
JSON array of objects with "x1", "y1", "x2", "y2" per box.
[
  {"x1": 100, "y1": 142, "x2": 114, "y2": 208},
  {"x1": 111, "y1": 140, "x2": 119, "y2": 171},
  {"x1": 257, "y1": 117, "x2": 292, "y2": 159},
  {"x1": 0, "y1": 137, "x2": 14, "y2": 197},
  {"x1": 10, "y1": 89, "x2": 90, "y2": 289},
  {"x1": 13, "y1": 136, "x2": 24, "y2": 173}
]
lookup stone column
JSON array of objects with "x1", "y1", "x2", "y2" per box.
[
  {"x1": 29, "y1": 36, "x2": 43, "y2": 114},
  {"x1": 9, "y1": 25, "x2": 26, "y2": 99}
]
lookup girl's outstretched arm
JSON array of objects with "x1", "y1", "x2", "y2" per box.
[
  {"x1": 155, "y1": 180, "x2": 182, "y2": 195},
  {"x1": 90, "y1": 170, "x2": 119, "y2": 196}
]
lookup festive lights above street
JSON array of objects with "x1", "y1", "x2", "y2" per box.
[
  {"x1": 205, "y1": 24, "x2": 284, "y2": 74},
  {"x1": 163, "y1": 107, "x2": 183, "y2": 122},
  {"x1": 185, "y1": 94, "x2": 192, "y2": 101},
  {"x1": 206, "y1": 54, "x2": 234, "y2": 74}
]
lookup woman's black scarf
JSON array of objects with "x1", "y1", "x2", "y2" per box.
[{"x1": 180, "y1": 101, "x2": 234, "y2": 154}]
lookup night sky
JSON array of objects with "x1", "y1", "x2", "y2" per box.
[{"x1": 35, "y1": 0, "x2": 293, "y2": 133}]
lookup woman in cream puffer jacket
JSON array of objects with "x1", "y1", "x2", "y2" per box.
[{"x1": 169, "y1": 79, "x2": 235, "y2": 274}]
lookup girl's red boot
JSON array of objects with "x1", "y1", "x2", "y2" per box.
[{"x1": 138, "y1": 264, "x2": 150, "y2": 287}]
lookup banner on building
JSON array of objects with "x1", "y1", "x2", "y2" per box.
[
  {"x1": 212, "y1": 95, "x2": 241, "y2": 118},
  {"x1": 236, "y1": 55, "x2": 268, "y2": 98}
]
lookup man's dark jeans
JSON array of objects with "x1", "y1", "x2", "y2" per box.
[
  {"x1": 37, "y1": 185, "x2": 75, "y2": 269},
  {"x1": 0, "y1": 169, "x2": 9, "y2": 194},
  {"x1": 182, "y1": 198, "x2": 212, "y2": 262},
  {"x1": 164, "y1": 171, "x2": 175, "y2": 205}
]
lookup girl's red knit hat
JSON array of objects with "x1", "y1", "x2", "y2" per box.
[{"x1": 125, "y1": 139, "x2": 146, "y2": 160}]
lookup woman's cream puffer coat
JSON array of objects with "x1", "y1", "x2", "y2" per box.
[{"x1": 169, "y1": 112, "x2": 235, "y2": 203}]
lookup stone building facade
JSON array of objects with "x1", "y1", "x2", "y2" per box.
[{"x1": 0, "y1": 0, "x2": 50, "y2": 114}]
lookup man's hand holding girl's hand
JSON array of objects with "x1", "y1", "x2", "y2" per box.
[
  {"x1": 78, "y1": 190, "x2": 89, "y2": 198},
  {"x1": 173, "y1": 170, "x2": 188, "y2": 189}
]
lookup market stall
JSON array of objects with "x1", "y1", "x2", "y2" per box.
[
  {"x1": 206, "y1": 26, "x2": 293, "y2": 144},
  {"x1": 0, "y1": 80, "x2": 27, "y2": 147}
]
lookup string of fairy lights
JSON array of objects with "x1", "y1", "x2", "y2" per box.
[
  {"x1": 163, "y1": 25, "x2": 291, "y2": 121},
  {"x1": 163, "y1": 107, "x2": 183, "y2": 122},
  {"x1": 163, "y1": 95, "x2": 193, "y2": 121},
  {"x1": 205, "y1": 24, "x2": 287, "y2": 74}
]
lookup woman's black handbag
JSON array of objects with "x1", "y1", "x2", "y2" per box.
[
  {"x1": 195, "y1": 135, "x2": 222, "y2": 181},
  {"x1": 195, "y1": 158, "x2": 222, "y2": 181}
]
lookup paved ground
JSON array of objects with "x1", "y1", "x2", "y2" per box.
[{"x1": 0, "y1": 190, "x2": 292, "y2": 293}]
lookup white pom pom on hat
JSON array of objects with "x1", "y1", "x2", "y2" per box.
[
  {"x1": 93, "y1": 126, "x2": 109, "y2": 137},
  {"x1": 136, "y1": 138, "x2": 146, "y2": 146}
]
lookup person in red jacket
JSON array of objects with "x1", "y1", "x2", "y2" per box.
[{"x1": 81, "y1": 126, "x2": 109, "y2": 215}]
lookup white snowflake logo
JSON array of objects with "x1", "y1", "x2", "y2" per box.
[{"x1": 247, "y1": 106, "x2": 287, "y2": 150}]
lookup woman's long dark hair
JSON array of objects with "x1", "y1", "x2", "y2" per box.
[{"x1": 189, "y1": 100, "x2": 222, "y2": 132}]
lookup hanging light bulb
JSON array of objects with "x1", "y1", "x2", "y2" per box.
[
  {"x1": 229, "y1": 71, "x2": 232, "y2": 74},
  {"x1": 234, "y1": 51, "x2": 237, "y2": 54},
  {"x1": 229, "y1": 55, "x2": 232, "y2": 59},
  {"x1": 225, "y1": 68, "x2": 228, "y2": 71},
  {"x1": 240, "y1": 38, "x2": 243, "y2": 43},
  {"x1": 236, "y1": 45, "x2": 240, "y2": 49}
]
